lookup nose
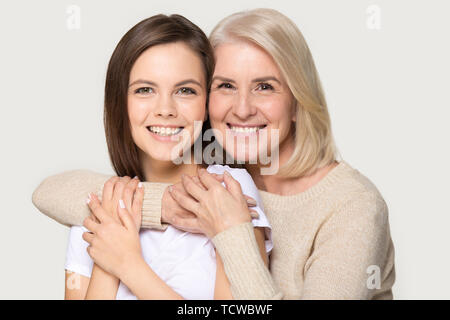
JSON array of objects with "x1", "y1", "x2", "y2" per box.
[
  {"x1": 154, "y1": 95, "x2": 177, "y2": 118},
  {"x1": 232, "y1": 91, "x2": 257, "y2": 120}
]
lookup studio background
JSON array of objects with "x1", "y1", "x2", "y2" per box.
[{"x1": 1, "y1": 0, "x2": 449, "y2": 299}]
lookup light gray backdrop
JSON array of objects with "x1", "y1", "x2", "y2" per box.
[{"x1": 1, "y1": 0, "x2": 449, "y2": 299}]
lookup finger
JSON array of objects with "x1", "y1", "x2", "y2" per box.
[
  {"x1": 249, "y1": 209, "x2": 260, "y2": 219},
  {"x1": 131, "y1": 181, "x2": 144, "y2": 224},
  {"x1": 118, "y1": 199, "x2": 136, "y2": 231},
  {"x1": 181, "y1": 174, "x2": 205, "y2": 201},
  {"x1": 123, "y1": 177, "x2": 139, "y2": 210},
  {"x1": 83, "y1": 215, "x2": 100, "y2": 233},
  {"x1": 102, "y1": 176, "x2": 120, "y2": 202},
  {"x1": 113, "y1": 176, "x2": 131, "y2": 205},
  {"x1": 86, "y1": 193, "x2": 110, "y2": 223},
  {"x1": 191, "y1": 176, "x2": 207, "y2": 191},
  {"x1": 198, "y1": 168, "x2": 223, "y2": 190},
  {"x1": 244, "y1": 195, "x2": 257, "y2": 207},
  {"x1": 172, "y1": 217, "x2": 202, "y2": 234},
  {"x1": 210, "y1": 173, "x2": 224, "y2": 182},
  {"x1": 169, "y1": 186, "x2": 201, "y2": 215},
  {"x1": 82, "y1": 231, "x2": 94, "y2": 245},
  {"x1": 223, "y1": 171, "x2": 245, "y2": 201}
]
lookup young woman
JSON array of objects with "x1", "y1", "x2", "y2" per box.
[
  {"x1": 61, "y1": 14, "x2": 272, "y2": 300},
  {"x1": 33, "y1": 9, "x2": 395, "y2": 299}
]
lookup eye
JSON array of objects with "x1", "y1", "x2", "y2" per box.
[
  {"x1": 135, "y1": 87, "x2": 153, "y2": 95},
  {"x1": 217, "y1": 82, "x2": 235, "y2": 90},
  {"x1": 176, "y1": 87, "x2": 197, "y2": 95},
  {"x1": 256, "y1": 83, "x2": 274, "y2": 91}
]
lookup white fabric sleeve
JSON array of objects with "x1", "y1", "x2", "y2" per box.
[
  {"x1": 65, "y1": 226, "x2": 94, "y2": 278},
  {"x1": 206, "y1": 165, "x2": 273, "y2": 254}
]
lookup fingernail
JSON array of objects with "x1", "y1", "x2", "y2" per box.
[
  {"x1": 133, "y1": 176, "x2": 139, "y2": 180},
  {"x1": 168, "y1": 186, "x2": 173, "y2": 192},
  {"x1": 138, "y1": 182, "x2": 142, "y2": 188},
  {"x1": 119, "y1": 199, "x2": 125, "y2": 209},
  {"x1": 86, "y1": 197, "x2": 91, "y2": 204},
  {"x1": 247, "y1": 198, "x2": 257, "y2": 206}
]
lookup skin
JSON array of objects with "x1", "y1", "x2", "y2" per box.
[
  {"x1": 163, "y1": 40, "x2": 338, "y2": 236},
  {"x1": 64, "y1": 41, "x2": 268, "y2": 300}
]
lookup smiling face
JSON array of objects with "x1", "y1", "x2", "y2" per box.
[
  {"x1": 209, "y1": 40, "x2": 296, "y2": 164},
  {"x1": 127, "y1": 42, "x2": 207, "y2": 163}
]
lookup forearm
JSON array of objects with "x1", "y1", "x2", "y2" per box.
[
  {"x1": 212, "y1": 222, "x2": 283, "y2": 300},
  {"x1": 32, "y1": 169, "x2": 170, "y2": 230},
  {"x1": 120, "y1": 257, "x2": 184, "y2": 300},
  {"x1": 85, "y1": 264, "x2": 119, "y2": 300}
]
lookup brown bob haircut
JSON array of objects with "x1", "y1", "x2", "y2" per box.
[{"x1": 104, "y1": 14, "x2": 215, "y2": 180}]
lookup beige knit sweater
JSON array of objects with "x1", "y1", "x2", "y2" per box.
[{"x1": 32, "y1": 161, "x2": 395, "y2": 299}]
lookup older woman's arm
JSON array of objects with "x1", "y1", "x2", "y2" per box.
[{"x1": 32, "y1": 170, "x2": 170, "y2": 229}]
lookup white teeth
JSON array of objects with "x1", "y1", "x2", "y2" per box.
[
  {"x1": 229, "y1": 125, "x2": 264, "y2": 133},
  {"x1": 148, "y1": 126, "x2": 183, "y2": 136}
]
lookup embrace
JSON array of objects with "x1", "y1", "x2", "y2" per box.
[{"x1": 32, "y1": 8, "x2": 395, "y2": 300}]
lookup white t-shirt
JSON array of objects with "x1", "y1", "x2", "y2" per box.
[{"x1": 65, "y1": 165, "x2": 273, "y2": 300}]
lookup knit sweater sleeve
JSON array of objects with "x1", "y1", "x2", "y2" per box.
[
  {"x1": 301, "y1": 191, "x2": 395, "y2": 299},
  {"x1": 212, "y1": 222, "x2": 284, "y2": 300},
  {"x1": 31, "y1": 169, "x2": 169, "y2": 230}
]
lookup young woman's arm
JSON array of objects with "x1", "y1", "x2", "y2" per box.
[
  {"x1": 83, "y1": 193, "x2": 185, "y2": 300},
  {"x1": 214, "y1": 227, "x2": 268, "y2": 299},
  {"x1": 84, "y1": 265, "x2": 119, "y2": 300},
  {"x1": 64, "y1": 268, "x2": 118, "y2": 300},
  {"x1": 64, "y1": 271, "x2": 90, "y2": 300},
  {"x1": 119, "y1": 256, "x2": 184, "y2": 300}
]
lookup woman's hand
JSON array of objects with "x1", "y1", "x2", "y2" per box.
[
  {"x1": 81, "y1": 176, "x2": 144, "y2": 279},
  {"x1": 162, "y1": 173, "x2": 259, "y2": 234},
  {"x1": 168, "y1": 168, "x2": 254, "y2": 238}
]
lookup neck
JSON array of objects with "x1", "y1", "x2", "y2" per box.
[{"x1": 140, "y1": 152, "x2": 200, "y2": 184}]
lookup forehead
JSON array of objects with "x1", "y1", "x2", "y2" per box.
[
  {"x1": 213, "y1": 40, "x2": 281, "y2": 77},
  {"x1": 129, "y1": 42, "x2": 204, "y2": 83}
]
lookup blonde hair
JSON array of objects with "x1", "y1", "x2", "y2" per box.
[{"x1": 209, "y1": 8, "x2": 337, "y2": 177}]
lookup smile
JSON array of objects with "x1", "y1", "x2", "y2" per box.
[
  {"x1": 227, "y1": 123, "x2": 267, "y2": 134},
  {"x1": 147, "y1": 126, "x2": 184, "y2": 136}
]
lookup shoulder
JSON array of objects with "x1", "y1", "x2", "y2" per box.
[{"x1": 325, "y1": 161, "x2": 390, "y2": 230}]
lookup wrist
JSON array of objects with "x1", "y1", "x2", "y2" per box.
[
  {"x1": 118, "y1": 253, "x2": 144, "y2": 281},
  {"x1": 160, "y1": 187, "x2": 170, "y2": 224}
]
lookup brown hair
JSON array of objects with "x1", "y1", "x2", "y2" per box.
[{"x1": 104, "y1": 14, "x2": 215, "y2": 180}]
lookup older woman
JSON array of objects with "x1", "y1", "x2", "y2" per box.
[{"x1": 32, "y1": 8, "x2": 395, "y2": 299}]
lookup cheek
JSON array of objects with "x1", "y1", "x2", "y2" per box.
[
  {"x1": 178, "y1": 97, "x2": 207, "y2": 122},
  {"x1": 258, "y1": 98, "x2": 288, "y2": 125},
  {"x1": 208, "y1": 92, "x2": 229, "y2": 124},
  {"x1": 127, "y1": 97, "x2": 150, "y2": 124}
]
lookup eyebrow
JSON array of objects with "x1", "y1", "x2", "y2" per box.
[
  {"x1": 128, "y1": 79, "x2": 203, "y2": 88},
  {"x1": 212, "y1": 75, "x2": 281, "y2": 84}
]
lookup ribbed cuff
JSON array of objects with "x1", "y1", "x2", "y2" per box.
[
  {"x1": 141, "y1": 182, "x2": 170, "y2": 230},
  {"x1": 212, "y1": 222, "x2": 282, "y2": 300},
  {"x1": 97, "y1": 181, "x2": 170, "y2": 231}
]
